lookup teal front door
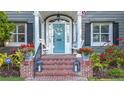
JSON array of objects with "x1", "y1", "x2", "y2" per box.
[{"x1": 53, "y1": 23, "x2": 65, "y2": 53}]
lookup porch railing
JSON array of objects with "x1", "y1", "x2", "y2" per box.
[{"x1": 33, "y1": 43, "x2": 42, "y2": 78}]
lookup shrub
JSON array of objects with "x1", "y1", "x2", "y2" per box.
[
  {"x1": 0, "y1": 50, "x2": 24, "y2": 77},
  {"x1": 107, "y1": 68, "x2": 124, "y2": 78},
  {"x1": 91, "y1": 53, "x2": 108, "y2": 78},
  {"x1": 9, "y1": 49, "x2": 24, "y2": 68},
  {"x1": 0, "y1": 53, "x2": 7, "y2": 67},
  {"x1": 0, "y1": 12, "x2": 15, "y2": 47},
  {"x1": 101, "y1": 45, "x2": 124, "y2": 68}
]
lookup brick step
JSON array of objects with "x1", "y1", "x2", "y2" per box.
[
  {"x1": 42, "y1": 61, "x2": 74, "y2": 65},
  {"x1": 41, "y1": 54, "x2": 75, "y2": 59},
  {"x1": 42, "y1": 58, "x2": 75, "y2": 61},
  {"x1": 26, "y1": 76, "x2": 87, "y2": 81},
  {"x1": 43, "y1": 65, "x2": 73, "y2": 70},
  {"x1": 35, "y1": 70, "x2": 79, "y2": 76},
  {"x1": 42, "y1": 58, "x2": 75, "y2": 60}
]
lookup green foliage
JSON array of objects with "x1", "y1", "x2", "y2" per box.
[
  {"x1": 116, "y1": 58, "x2": 124, "y2": 67},
  {"x1": 107, "y1": 68, "x2": 124, "y2": 77},
  {"x1": 91, "y1": 53, "x2": 100, "y2": 64},
  {"x1": 0, "y1": 49, "x2": 24, "y2": 68},
  {"x1": 91, "y1": 53, "x2": 102, "y2": 70},
  {"x1": 9, "y1": 49, "x2": 24, "y2": 67},
  {"x1": 0, "y1": 11, "x2": 15, "y2": 47},
  {"x1": 0, "y1": 53, "x2": 7, "y2": 67},
  {"x1": 91, "y1": 53, "x2": 108, "y2": 78},
  {"x1": 99, "y1": 45, "x2": 124, "y2": 68}
]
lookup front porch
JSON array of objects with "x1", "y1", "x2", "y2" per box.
[
  {"x1": 34, "y1": 11, "x2": 83, "y2": 55},
  {"x1": 20, "y1": 11, "x2": 93, "y2": 81}
]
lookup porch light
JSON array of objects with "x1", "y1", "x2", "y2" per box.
[
  {"x1": 73, "y1": 59, "x2": 80, "y2": 72},
  {"x1": 36, "y1": 58, "x2": 43, "y2": 72}
]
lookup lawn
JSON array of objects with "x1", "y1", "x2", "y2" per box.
[
  {"x1": 0, "y1": 76, "x2": 24, "y2": 81},
  {"x1": 88, "y1": 77, "x2": 124, "y2": 81}
]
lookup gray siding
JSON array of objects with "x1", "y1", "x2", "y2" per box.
[
  {"x1": 82, "y1": 11, "x2": 124, "y2": 53},
  {"x1": 5, "y1": 11, "x2": 34, "y2": 23},
  {"x1": 6, "y1": 11, "x2": 35, "y2": 45}
]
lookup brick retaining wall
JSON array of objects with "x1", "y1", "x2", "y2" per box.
[
  {"x1": 80, "y1": 61, "x2": 93, "y2": 77},
  {"x1": 20, "y1": 60, "x2": 34, "y2": 78}
]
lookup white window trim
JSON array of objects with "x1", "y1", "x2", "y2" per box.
[
  {"x1": 91, "y1": 23, "x2": 113, "y2": 46},
  {"x1": 5, "y1": 23, "x2": 27, "y2": 47}
]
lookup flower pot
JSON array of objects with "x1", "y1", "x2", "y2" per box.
[
  {"x1": 82, "y1": 53, "x2": 90, "y2": 61},
  {"x1": 25, "y1": 52, "x2": 33, "y2": 61}
]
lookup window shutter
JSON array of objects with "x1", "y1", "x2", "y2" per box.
[
  {"x1": 113, "y1": 22, "x2": 119, "y2": 45},
  {"x1": 27, "y1": 23, "x2": 33, "y2": 44},
  {"x1": 85, "y1": 23, "x2": 91, "y2": 46}
]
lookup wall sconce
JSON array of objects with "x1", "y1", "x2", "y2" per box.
[
  {"x1": 73, "y1": 59, "x2": 80, "y2": 72},
  {"x1": 36, "y1": 58, "x2": 43, "y2": 72}
]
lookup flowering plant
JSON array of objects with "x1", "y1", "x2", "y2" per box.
[
  {"x1": 19, "y1": 44, "x2": 34, "y2": 60},
  {"x1": 78, "y1": 47, "x2": 93, "y2": 55},
  {"x1": 20, "y1": 44, "x2": 34, "y2": 53}
]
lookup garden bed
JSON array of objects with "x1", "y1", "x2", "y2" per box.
[
  {"x1": 90, "y1": 40, "x2": 124, "y2": 80},
  {"x1": 0, "y1": 65, "x2": 20, "y2": 77}
]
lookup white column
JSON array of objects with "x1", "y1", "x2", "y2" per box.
[
  {"x1": 41, "y1": 21, "x2": 44, "y2": 40},
  {"x1": 77, "y1": 11, "x2": 82, "y2": 48},
  {"x1": 34, "y1": 11, "x2": 40, "y2": 54}
]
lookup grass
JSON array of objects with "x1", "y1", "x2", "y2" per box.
[
  {"x1": 88, "y1": 77, "x2": 124, "y2": 81},
  {"x1": 0, "y1": 76, "x2": 24, "y2": 81}
]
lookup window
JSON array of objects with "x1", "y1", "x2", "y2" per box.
[
  {"x1": 91, "y1": 23, "x2": 113, "y2": 46},
  {"x1": 7, "y1": 23, "x2": 27, "y2": 46}
]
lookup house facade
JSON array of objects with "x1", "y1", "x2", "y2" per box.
[{"x1": 5, "y1": 11, "x2": 124, "y2": 54}]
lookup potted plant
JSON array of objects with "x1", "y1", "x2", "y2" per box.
[
  {"x1": 78, "y1": 47, "x2": 93, "y2": 61},
  {"x1": 19, "y1": 44, "x2": 34, "y2": 61}
]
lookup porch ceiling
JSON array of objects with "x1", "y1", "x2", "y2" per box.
[{"x1": 39, "y1": 11, "x2": 77, "y2": 21}]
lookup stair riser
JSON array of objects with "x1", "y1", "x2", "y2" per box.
[
  {"x1": 36, "y1": 55, "x2": 78, "y2": 77},
  {"x1": 36, "y1": 72, "x2": 79, "y2": 76},
  {"x1": 43, "y1": 63, "x2": 73, "y2": 65}
]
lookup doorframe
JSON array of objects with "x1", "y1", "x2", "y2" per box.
[{"x1": 45, "y1": 15, "x2": 73, "y2": 54}]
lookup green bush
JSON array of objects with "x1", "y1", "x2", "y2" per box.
[
  {"x1": 0, "y1": 50, "x2": 24, "y2": 77},
  {"x1": 0, "y1": 53, "x2": 7, "y2": 67},
  {"x1": 9, "y1": 49, "x2": 24, "y2": 67},
  {"x1": 107, "y1": 68, "x2": 124, "y2": 77},
  {"x1": 0, "y1": 49, "x2": 24, "y2": 68},
  {"x1": 91, "y1": 53, "x2": 108, "y2": 71}
]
